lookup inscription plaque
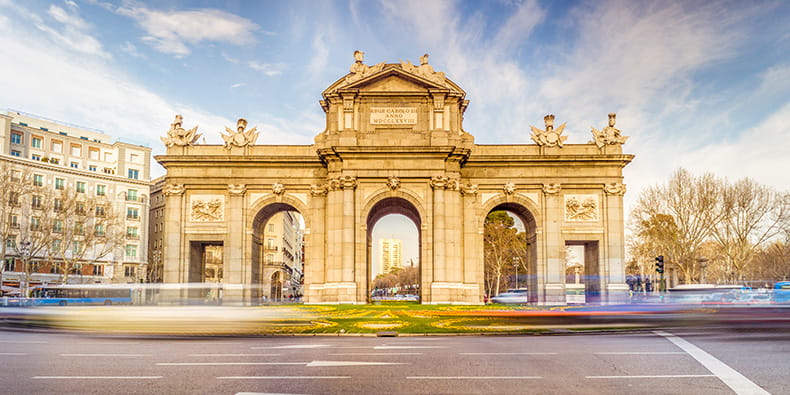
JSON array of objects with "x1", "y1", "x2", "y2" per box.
[{"x1": 370, "y1": 107, "x2": 417, "y2": 125}]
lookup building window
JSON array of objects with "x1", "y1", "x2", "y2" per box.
[
  {"x1": 53, "y1": 220, "x2": 63, "y2": 233},
  {"x1": 265, "y1": 254, "x2": 274, "y2": 264},
  {"x1": 9, "y1": 214, "x2": 19, "y2": 229},
  {"x1": 94, "y1": 224, "x2": 105, "y2": 236},
  {"x1": 71, "y1": 144, "x2": 81, "y2": 156},
  {"x1": 55, "y1": 178, "x2": 65, "y2": 190},
  {"x1": 73, "y1": 240, "x2": 83, "y2": 254},
  {"x1": 103, "y1": 168, "x2": 114, "y2": 174},
  {"x1": 33, "y1": 174, "x2": 44, "y2": 187},
  {"x1": 31, "y1": 195, "x2": 42, "y2": 209},
  {"x1": 31, "y1": 137, "x2": 42, "y2": 148},
  {"x1": 126, "y1": 227, "x2": 138, "y2": 240},
  {"x1": 49, "y1": 157, "x2": 60, "y2": 165},
  {"x1": 70, "y1": 162, "x2": 79, "y2": 169},
  {"x1": 92, "y1": 265, "x2": 104, "y2": 276},
  {"x1": 125, "y1": 244, "x2": 137, "y2": 258},
  {"x1": 5, "y1": 236, "x2": 16, "y2": 249},
  {"x1": 96, "y1": 185, "x2": 106, "y2": 196},
  {"x1": 124, "y1": 265, "x2": 136, "y2": 277},
  {"x1": 11, "y1": 133, "x2": 22, "y2": 145},
  {"x1": 76, "y1": 181, "x2": 86, "y2": 193},
  {"x1": 89, "y1": 148, "x2": 99, "y2": 160},
  {"x1": 52, "y1": 239, "x2": 62, "y2": 252},
  {"x1": 130, "y1": 153, "x2": 140, "y2": 163},
  {"x1": 128, "y1": 169, "x2": 139, "y2": 180},
  {"x1": 127, "y1": 207, "x2": 139, "y2": 220},
  {"x1": 74, "y1": 223, "x2": 84, "y2": 235},
  {"x1": 126, "y1": 189, "x2": 138, "y2": 201},
  {"x1": 76, "y1": 202, "x2": 85, "y2": 215},
  {"x1": 30, "y1": 217, "x2": 41, "y2": 231},
  {"x1": 53, "y1": 198, "x2": 63, "y2": 212},
  {"x1": 89, "y1": 165, "x2": 97, "y2": 171},
  {"x1": 31, "y1": 154, "x2": 41, "y2": 161},
  {"x1": 103, "y1": 152, "x2": 112, "y2": 162},
  {"x1": 8, "y1": 192, "x2": 20, "y2": 206},
  {"x1": 51, "y1": 140, "x2": 62, "y2": 153},
  {"x1": 4, "y1": 257, "x2": 15, "y2": 272},
  {"x1": 10, "y1": 150, "x2": 21, "y2": 157},
  {"x1": 268, "y1": 223, "x2": 275, "y2": 232},
  {"x1": 95, "y1": 205, "x2": 105, "y2": 217}
]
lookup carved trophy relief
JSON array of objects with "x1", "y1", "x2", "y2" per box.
[
  {"x1": 530, "y1": 115, "x2": 568, "y2": 147},
  {"x1": 221, "y1": 118, "x2": 259, "y2": 149},
  {"x1": 161, "y1": 115, "x2": 201, "y2": 147},
  {"x1": 590, "y1": 113, "x2": 629, "y2": 149},
  {"x1": 564, "y1": 195, "x2": 599, "y2": 221},
  {"x1": 190, "y1": 197, "x2": 224, "y2": 222}
]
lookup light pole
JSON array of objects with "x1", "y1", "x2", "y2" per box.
[
  {"x1": 151, "y1": 249, "x2": 162, "y2": 283},
  {"x1": 513, "y1": 257, "x2": 520, "y2": 290},
  {"x1": 19, "y1": 240, "x2": 31, "y2": 297}
]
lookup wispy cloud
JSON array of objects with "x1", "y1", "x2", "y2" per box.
[
  {"x1": 115, "y1": 6, "x2": 258, "y2": 57},
  {"x1": 230, "y1": 83, "x2": 246, "y2": 89},
  {"x1": 248, "y1": 61, "x2": 285, "y2": 76},
  {"x1": 120, "y1": 41, "x2": 145, "y2": 58}
]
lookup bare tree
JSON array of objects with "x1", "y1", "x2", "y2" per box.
[
  {"x1": 484, "y1": 211, "x2": 525, "y2": 297},
  {"x1": 14, "y1": 185, "x2": 58, "y2": 296},
  {"x1": 0, "y1": 160, "x2": 35, "y2": 289},
  {"x1": 711, "y1": 181, "x2": 789, "y2": 282}
]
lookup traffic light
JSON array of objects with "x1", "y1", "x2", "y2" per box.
[{"x1": 655, "y1": 255, "x2": 665, "y2": 274}]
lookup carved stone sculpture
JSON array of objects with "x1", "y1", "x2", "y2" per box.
[
  {"x1": 272, "y1": 183, "x2": 285, "y2": 195},
  {"x1": 604, "y1": 183, "x2": 627, "y2": 196},
  {"x1": 386, "y1": 176, "x2": 400, "y2": 191},
  {"x1": 344, "y1": 50, "x2": 385, "y2": 84},
  {"x1": 227, "y1": 184, "x2": 246, "y2": 195},
  {"x1": 221, "y1": 118, "x2": 259, "y2": 149},
  {"x1": 161, "y1": 115, "x2": 201, "y2": 147},
  {"x1": 430, "y1": 175, "x2": 450, "y2": 189},
  {"x1": 400, "y1": 53, "x2": 447, "y2": 86},
  {"x1": 590, "y1": 113, "x2": 629, "y2": 149},
  {"x1": 310, "y1": 183, "x2": 329, "y2": 197},
  {"x1": 163, "y1": 183, "x2": 185, "y2": 196},
  {"x1": 530, "y1": 115, "x2": 568, "y2": 147},
  {"x1": 191, "y1": 199, "x2": 223, "y2": 222},
  {"x1": 565, "y1": 195, "x2": 599, "y2": 221},
  {"x1": 339, "y1": 176, "x2": 357, "y2": 190},
  {"x1": 460, "y1": 183, "x2": 479, "y2": 196},
  {"x1": 543, "y1": 183, "x2": 562, "y2": 194},
  {"x1": 503, "y1": 182, "x2": 517, "y2": 195}
]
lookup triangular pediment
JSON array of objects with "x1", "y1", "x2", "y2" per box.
[{"x1": 322, "y1": 64, "x2": 464, "y2": 97}]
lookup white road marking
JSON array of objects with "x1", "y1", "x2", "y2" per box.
[
  {"x1": 374, "y1": 346, "x2": 445, "y2": 349},
  {"x1": 587, "y1": 375, "x2": 716, "y2": 379},
  {"x1": 460, "y1": 352, "x2": 557, "y2": 355},
  {"x1": 0, "y1": 352, "x2": 28, "y2": 356},
  {"x1": 251, "y1": 345, "x2": 331, "y2": 349},
  {"x1": 408, "y1": 376, "x2": 542, "y2": 379},
  {"x1": 328, "y1": 353, "x2": 422, "y2": 356},
  {"x1": 61, "y1": 353, "x2": 149, "y2": 357},
  {"x1": 219, "y1": 376, "x2": 349, "y2": 380},
  {"x1": 188, "y1": 353, "x2": 281, "y2": 357},
  {"x1": 33, "y1": 376, "x2": 162, "y2": 379},
  {"x1": 306, "y1": 360, "x2": 406, "y2": 367},
  {"x1": 75, "y1": 342, "x2": 140, "y2": 345},
  {"x1": 0, "y1": 340, "x2": 47, "y2": 344},
  {"x1": 157, "y1": 362, "x2": 305, "y2": 366},
  {"x1": 594, "y1": 352, "x2": 686, "y2": 355},
  {"x1": 655, "y1": 331, "x2": 770, "y2": 395}
]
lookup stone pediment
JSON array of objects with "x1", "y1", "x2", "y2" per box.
[{"x1": 322, "y1": 64, "x2": 464, "y2": 98}]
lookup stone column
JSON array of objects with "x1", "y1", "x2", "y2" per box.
[
  {"x1": 306, "y1": 183, "x2": 328, "y2": 303},
  {"x1": 542, "y1": 183, "x2": 565, "y2": 304},
  {"x1": 461, "y1": 183, "x2": 481, "y2": 302},
  {"x1": 340, "y1": 176, "x2": 357, "y2": 283},
  {"x1": 325, "y1": 177, "x2": 343, "y2": 284},
  {"x1": 226, "y1": 184, "x2": 248, "y2": 303},
  {"x1": 604, "y1": 183, "x2": 628, "y2": 304},
  {"x1": 430, "y1": 176, "x2": 448, "y2": 302},
  {"x1": 445, "y1": 178, "x2": 461, "y2": 283},
  {"x1": 162, "y1": 184, "x2": 185, "y2": 283}
]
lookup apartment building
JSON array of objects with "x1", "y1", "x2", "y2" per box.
[
  {"x1": 0, "y1": 110, "x2": 151, "y2": 289},
  {"x1": 381, "y1": 238, "x2": 402, "y2": 274}
]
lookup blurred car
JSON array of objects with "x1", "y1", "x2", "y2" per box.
[{"x1": 491, "y1": 291, "x2": 529, "y2": 304}]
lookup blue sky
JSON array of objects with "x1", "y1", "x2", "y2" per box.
[{"x1": 0, "y1": 0, "x2": 788, "y2": 274}]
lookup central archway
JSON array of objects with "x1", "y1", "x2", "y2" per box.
[
  {"x1": 251, "y1": 202, "x2": 305, "y2": 303},
  {"x1": 365, "y1": 196, "x2": 423, "y2": 302}
]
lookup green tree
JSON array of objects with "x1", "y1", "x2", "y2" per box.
[{"x1": 484, "y1": 211, "x2": 526, "y2": 298}]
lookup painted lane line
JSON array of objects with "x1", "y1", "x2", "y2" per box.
[
  {"x1": 587, "y1": 375, "x2": 716, "y2": 379},
  {"x1": 374, "y1": 346, "x2": 446, "y2": 349},
  {"x1": 328, "y1": 353, "x2": 423, "y2": 356},
  {"x1": 218, "y1": 376, "x2": 350, "y2": 380},
  {"x1": 188, "y1": 353, "x2": 281, "y2": 357},
  {"x1": 75, "y1": 342, "x2": 140, "y2": 345},
  {"x1": 61, "y1": 354, "x2": 149, "y2": 357},
  {"x1": 33, "y1": 376, "x2": 162, "y2": 379},
  {"x1": 0, "y1": 352, "x2": 28, "y2": 356},
  {"x1": 157, "y1": 362, "x2": 305, "y2": 366},
  {"x1": 306, "y1": 361, "x2": 406, "y2": 367},
  {"x1": 251, "y1": 345, "x2": 331, "y2": 349},
  {"x1": 460, "y1": 352, "x2": 557, "y2": 355},
  {"x1": 0, "y1": 340, "x2": 47, "y2": 344},
  {"x1": 655, "y1": 331, "x2": 770, "y2": 395},
  {"x1": 594, "y1": 352, "x2": 686, "y2": 355},
  {"x1": 408, "y1": 376, "x2": 542, "y2": 380}
]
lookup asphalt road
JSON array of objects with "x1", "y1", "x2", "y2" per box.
[{"x1": 0, "y1": 328, "x2": 786, "y2": 394}]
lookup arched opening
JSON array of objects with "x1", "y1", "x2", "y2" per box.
[
  {"x1": 252, "y1": 203, "x2": 304, "y2": 303},
  {"x1": 366, "y1": 197, "x2": 422, "y2": 303},
  {"x1": 484, "y1": 203, "x2": 538, "y2": 303}
]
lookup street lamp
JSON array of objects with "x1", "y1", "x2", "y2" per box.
[
  {"x1": 19, "y1": 240, "x2": 31, "y2": 297},
  {"x1": 513, "y1": 257, "x2": 520, "y2": 290}
]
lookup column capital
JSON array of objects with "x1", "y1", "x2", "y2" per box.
[
  {"x1": 542, "y1": 183, "x2": 562, "y2": 194},
  {"x1": 163, "y1": 183, "x2": 185, "y2": 196},
  {"x1": 430, "y1": 175, "x2": 450, "y2": 189},
  {"x1": 460, "y1": 183, "x2": 479, "y2": 196},
  {"x1": 604, "y1": 183, "x2": 626, "y2": 196},
  {"x1": 339, "y1": 175, "x2": 357, "y2": 190},
  {"x1": 227, "y1": 184, "x2": 246, "y2": 196},
  {"x1": 310, "y1": 183, "x2": 329, "y2": 197}
]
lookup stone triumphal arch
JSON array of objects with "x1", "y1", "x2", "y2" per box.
[{"x1": 157, "y1": 52, "x2": 633, "y2": 304}]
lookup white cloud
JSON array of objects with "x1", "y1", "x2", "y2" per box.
[
  {"x1": 13, "y1": 2, "x2": 110, "y2": 58},
  {"x1": 248, "y1": 61, "x2": 285, "y2": 76},
  {"x1": 230, "y1": 83, "x2": 246, "y2": 89},
  {"x1": 307, "y1": 33, "x2": 329, "y2": 77},
  {"x1": 120, "y1": 41, "x2": 145, "y2": 58},
  {"x1": 116, "y1": 6, "x2": 258, "y2": 57}
]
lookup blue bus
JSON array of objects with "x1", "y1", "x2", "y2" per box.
[
  {"x1": 773, "y1": 281, "x2": 790, "y2": 304},
  {"x1": 31, "y1": 285, "x2": 133, "y2": 306}
]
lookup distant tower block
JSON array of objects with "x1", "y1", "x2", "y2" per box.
[{"x1": 381, "y1": 239, "x2": 403, "y2": 274}]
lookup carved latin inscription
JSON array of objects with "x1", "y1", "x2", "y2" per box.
[
  {"x1": 564, "y1": 195, "x2": 599, "y2": 221},
  {"x1": 370, "y1": 108, "x2": 417, "y2": 125}
]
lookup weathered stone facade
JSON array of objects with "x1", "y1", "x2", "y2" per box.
[{"x1": 156, "y1": 53, "x2": 633, "y2": 304}]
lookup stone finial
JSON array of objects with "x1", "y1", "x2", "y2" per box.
[
  {"x1": 221, "y1": 118, "x2": 259, "y2": 149},
  {"x1": 503, "y1": 182, "x2": 517, "y2": 195},
  {"x1": 590, "y1": 113, "x2": 629, "y2": 149},
  {"x1": 227, "y1": 184, "x2": 246, "y2": 195},
  {"x1": 161, "y1": 115, "x2": 201, "y2": 147},
  {"x1": 543, "y1": 183, "x2": 562, "y2": 194},
  {"x1": 386, "y1": 176, "x2": 401, "y2": 191},
  {"x1": 272, "y1": 183, "x2": 285, "y2": 195},
  {"x1": 163, "y1": 183, "x2": 185, "y2": 196},
  {"x1": 530, "y1": 115, "x2": 568, "y2": 147},
  {"x1": 604, "y1": 183, "x2": 627, "y2": 196}
]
